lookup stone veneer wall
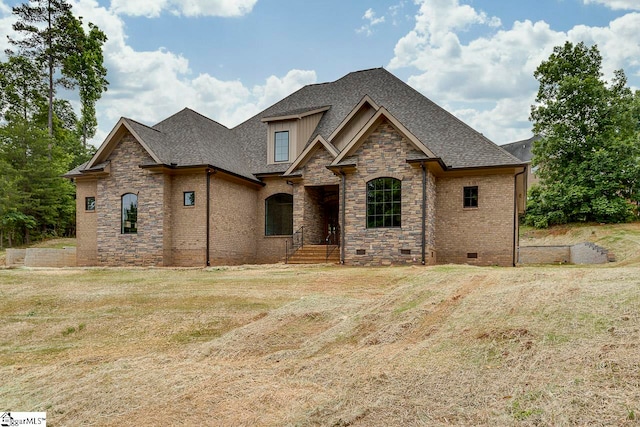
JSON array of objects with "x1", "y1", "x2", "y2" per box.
[
  {"x1": 435, "y1": 174, "x2": 515, "y2": 266},
  {"x1": 96, "y1": 132, "x2": 167, "y2": 266},
  {"x1": 425, "y1": 169, "x2": 437, "y2": 265},
  {"x1": 302, "y1": 188, "x2": 325, "y2": 245},
  {"x1": 75, "y1": 179, "x2": 98, "y2": 266},
  {"x1": 343, "y1": 120, "x2": 433, "y2": 266},
  {"x1": 299, "y1": 147, "x2": 341, "y2": 246}
]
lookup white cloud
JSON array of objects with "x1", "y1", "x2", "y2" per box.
[
  {"x1": 389, "y1": 0, "x2": 640, "y2": 143},
  {"x1": 584, "y1": 0, "x2": 640, "y2": 11},
  {"x1": 252, "y1": 70, "x2": 318, "y2": 112},
  {"x1": 110, "y1": 0, "x2": 258, "y2": 18},
  {"x1": 567, "y1": 13, "x2": 640, "y2": 79},
  {"x1": 189, "y1": 69, "x2": 317, "y2": 127},
  {"x1": 356, "y1": 8, "x2": 386, "y2": 36},
  {"x1": 1, "y1": 0, "x2": 312, "y2": 146},
  {"x1": 51, "y1": 0, "x2": 314, "y2": 146},
  {"x1": 0, "y1": 1, "x2": 16, "y2": 57}
]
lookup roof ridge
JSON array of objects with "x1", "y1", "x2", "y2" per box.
[
  {"x1": 124, "y1": 117, "x2": 162, "y2": 133},
  {"x1": 339, "y1": 67, "x2": 385, "y2": 79},
  {"x1": 501, "y1": 135, "x2": 540, "y2": 147},
  {"x1": 181, "y1": 107, "x2": 231, "y2": 129}
]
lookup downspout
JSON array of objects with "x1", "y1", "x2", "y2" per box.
[
  {"x1": 421, "y1": 162, "x2": 427, "y2": 265},
  {"x1": 206, "y1": 168, "x2": 214, "y2": 267},
  {"x1": 513, "y1": 167, "x2": 526, "y2": 267},
  {"x1": 340, "y1": 170, "x2": 346, "y2": 265}
]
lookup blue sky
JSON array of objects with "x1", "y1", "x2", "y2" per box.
[{"x1": 1, "y1": 0, "x2": 639, "y2": 146}]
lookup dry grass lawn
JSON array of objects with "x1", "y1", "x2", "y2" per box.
[{"x1": 1, "y1": 224, "x2": 639, "y2": 426}]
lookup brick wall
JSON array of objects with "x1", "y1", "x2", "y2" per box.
[
  {"x1": 209, "y1": 174, "x2": 258, "y2": 265},
  {"x1": 255, "y1": 177, "x2": 292, "y2": 263},
  {"x1": 95, "y1": 132, "x2": 167, "y2": 266},
  {"x1": 435, "y1": 174, "x2": 515, "y2": 266},
  {"x1": 170, "y1": 173, "x2": 207, "y2": 266},
  {"x1": 75, "y1": 179, "x2": 98, "y2": 266}
]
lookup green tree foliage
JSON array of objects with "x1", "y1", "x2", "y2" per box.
[
  {"x1": 63, "y1": 20, "x2": 108, "y2": 146},
  {"x1": 526, "y1": 41, "x2": 640, "y2": 228},
  {"x1": 0, "y1": 120, "x2": 75, "y2": 244},
  {"x1": 8, "y1": 0, "x2": 75, "y2": 136},
  {"x1": 0, "y1": 54, "x2": 47, "y2": 121},
  {"x1": 0, "y1": 0, "x2": 107, "y2": 246}
]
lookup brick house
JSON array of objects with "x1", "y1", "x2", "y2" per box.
[{"x1": 65, "y1": 68, "x2": 527, "y2": 267}]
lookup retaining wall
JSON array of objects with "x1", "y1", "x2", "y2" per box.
[
  {"x1": 5, "y1": 247, "x2": 77, "y2": 267},
  {"x1": 5, "y1": 249, "x2": 27, "y2": 267},
  {"x1": 518, "y1": 245, "x2": 571, "y2": 264},
  {"x1": 518, "y1": 242, "x2": 610, "y2": 265}
]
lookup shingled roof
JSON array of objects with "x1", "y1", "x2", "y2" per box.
[
  {"x1": 501, "y1": 135, "x2": 540, "y2": 163},
  {"x1": 236, "y1": 67, "x2": 522, "y2": 173},
  {"x1": 72, "y1": 68, "x2": 523, "y2": 180}
]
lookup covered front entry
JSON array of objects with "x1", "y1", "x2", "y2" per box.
[{"x1": 303, "y1": 185, "x2": 340, "y2": 246}]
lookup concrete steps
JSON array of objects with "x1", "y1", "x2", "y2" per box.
[{"x1": 287, "y1": 245, "x2": 339, "y2": 264}]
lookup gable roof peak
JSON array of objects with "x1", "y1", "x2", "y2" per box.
[
  {"x1": 123, "y1": 117, "x2": 161, "y2": 133},
  {"x1": 153, "y1": 107, "x2": 230, "y2": 130}
]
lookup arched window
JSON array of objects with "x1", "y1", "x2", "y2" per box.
[
  {"x1": 366, "y1": 177, "x2": 401, "y2": 228},
  {"x1": 121, "y1": 193, "x2": 138, "y2": 234},
  {"x1": 265, "y1": 193, "x2": 293, "y2": 236}
]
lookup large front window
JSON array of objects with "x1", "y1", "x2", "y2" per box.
[
  {"x1": 265, "y1": 193, "x2": 293, "y2": 236},
  {"x1": 367, "y1": 177, "x2": 401, "y2": 228},
  {"x1": 274, "y1": 131, "x2": 289, "y2": 162},
  {"x1": 121, "y1": 193, "x2": 138, "y2": 234}
]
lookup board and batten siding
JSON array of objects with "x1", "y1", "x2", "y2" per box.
[{"x1": 331, "y1": 105, "x2": 376, "y2": 151}]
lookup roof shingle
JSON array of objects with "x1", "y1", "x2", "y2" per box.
[{"x1": 74, "y1": 68, "x2": 524, "y2": 179}]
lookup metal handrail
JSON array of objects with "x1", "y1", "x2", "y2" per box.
[
  {"x1": 285, "y1": 226, "x2": 304, "y2": 264},
  {"x1": 325, "y1": 224, "x2": 340, "y2": 262}
]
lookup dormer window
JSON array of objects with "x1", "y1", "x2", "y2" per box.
[
  {"x1": 262, "y1": 106, "x2": 329, "y2": 165},
  {"x1": 274, "y1": 131, "x2": 289, "y2": 162}
]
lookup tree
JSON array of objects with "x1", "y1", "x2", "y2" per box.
[
  {"x1": 0, "y1": 118, "x2": 75, "y2": 244},
  {"x1": 0, "y1": 1, "x2": 107, "y2": 247},
  {"x1": 63, "y1": 20, "x2": 108, "y2": 146},
  {"x1": 0, "y1": 54, "x2": 47, "y2": 121},
  {"x1": 526, "y1": 41, "x2": 640, "y2": 227},
  {"x1": 8, "y1": 0, "x2": 75, "y2": 136}
]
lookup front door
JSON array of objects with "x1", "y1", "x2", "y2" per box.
[{"x1": 324, "y1": 202, "x2": 339, "y2": 245}]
